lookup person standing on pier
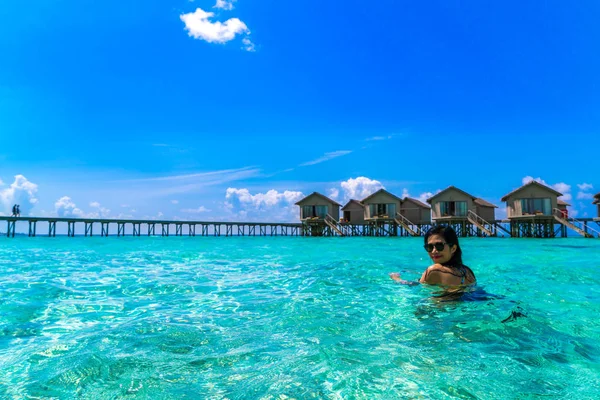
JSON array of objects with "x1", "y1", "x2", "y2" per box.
[
  {"x1": 16, "y1": 205, "x2": 21, "y2": 217},
  {"x1": 12, "y1": 204, "x2": 17, "y2": 217}
]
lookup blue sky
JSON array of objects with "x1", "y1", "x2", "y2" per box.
[{"x1": 1, "y1": 0, "x2": 599, "y2": 223}]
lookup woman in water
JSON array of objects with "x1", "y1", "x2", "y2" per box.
[{"x1": 390, "y1": 225, "x2": 476, "y2": 287}]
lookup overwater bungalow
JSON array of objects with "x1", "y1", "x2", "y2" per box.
[
  {"x1": 295, "y1": 192, "x2": 343, "y2": 236},
  {"x1": 400, "y1": 197, "x2": 431, "y2": 225},
  {"x1": 340, "y1": 199, "x2": 365, "y2": 224},
  {"x1": 499, "y1": 180, "x2": 590, "y2": 238},
  {"x1": 474, "y1": 198, "x2": 498, "y2": 222},
  {"x1": 360, "y1": 189, "x2": 403, "y2": 236},
  {"x1": 593, "y1": 192, "x2": 600, "y2": 221},
  {"x1": 501, "y1": 181, "x2": 561, "y2": 218},
  {"x1": 295, "y1": 192, "x2": 341, "y2": 221},
  {"x1": 426, "y1": 186, "x2": 497, "y2": 236},
  {"x1": 361, "y1": 189, "x2": 402, "y2": 221},
  {"x1": 397, "y1": 197, "x2": 431, "y2": 236}
]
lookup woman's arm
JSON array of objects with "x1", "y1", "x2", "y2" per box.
[{"x1": 389, "y1": 273, "x2": 420, "y2": 286}]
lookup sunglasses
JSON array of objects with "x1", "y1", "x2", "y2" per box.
[{"x1": 424, "y1": 242, "x2": 449, "y2": 252}]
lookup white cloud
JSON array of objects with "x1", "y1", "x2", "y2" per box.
[
  {"x1": 522, "y1": 176, "x2": 547, "y2": 185},
  {"x1": 180, "y1": 8, "x2": 249, "y2": 44},
  {"x1": 365, "y1": 135, "x2": 394, "y2": 141},
  {"x1": 299, "y1": 150, "x2": 352, "y2": 167},
  {"x1": 120, "y1": 167, "x2": 260, "y2": 189},
  {"x1": 55, "y1": 197, "x2": 110, "y2": 218},
  {"x1": 0, "y1": 175, "x2": 39, "y2": 216},
  {"x1": 181, "y1": 206, "x2": 211, "y2": 213},
  {"x1": 142, "y1": 212, "x2": 165, "y2": 220},
  {"x1": 576, "y1": 182, "x2": 594, "y2": 201},
  {"x1": 224, "y1": 188, "x2": 304, "y2": 222},
  {"x1": 328, "y1": 188, "x2": 339, "y2": 200},
  {"x1": 522, "y1": 176, "x2": 573, "y2": 201},
  {"x1": 401, "y1": 188, "x2": 410, "y2": 198},
  {"x1": 242, "y1": 37, "x2": 256, "y2": 52},
  {"x1": 418, "y1": 192, "x2": 436, "y2": 203},
  {"x1": 55, "y1": 196, "x2": 84, "y2": 218},
  {"x1": 214, "y1": 0, "x2": 235, "y2": 10},
  {"x1": 553, "y1": 182, "x2": 570, "y2": 195},
  {"x1": 0, "y1": 179, "x2": 4, "y2": 186},
  {"x1": 116, "y1": 213, "x2": 134, "y2": 219},
  {"x1": 551, "y1": 182, "x2": 572, "y2": 202},
  {"x1": 577, "y1": 192, "x2": 594, "y2": 200},
  {"x1": 339, "y1": 177, "x2": 384, "y2": 202},
  {"x1": 89, "y1": 201, "x2": 111, "y2": 218},
  {"x1": 171, "y1": 200, "x2": 179, "y2": 204}
]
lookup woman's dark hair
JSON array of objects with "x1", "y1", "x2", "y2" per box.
[{"x1": 424, "y1": 225, "x2": 463, "y2": 267}]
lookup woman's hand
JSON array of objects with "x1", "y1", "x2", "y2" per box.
[{"x1": 389, "y1": 272, "x2": 403, "y2": 282}]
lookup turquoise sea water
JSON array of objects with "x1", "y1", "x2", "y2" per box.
[{"x1": 1, "y1": 237, "x2": 599, "y2": 399}]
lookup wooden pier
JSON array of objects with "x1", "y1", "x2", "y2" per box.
[
  {"x1": 2, "y1": 216, "x2": 599, "y2": 238},
  {"x1": 0, "y1": 216, "x2": 303, "y2": 238}
]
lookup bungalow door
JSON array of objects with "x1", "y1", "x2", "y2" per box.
[
  {"x1": 440, "y1": 201, "x2": 467, "y2": 217},
  {"x1": 343, "y1": 211, "x2": 351, "y2": 222}
]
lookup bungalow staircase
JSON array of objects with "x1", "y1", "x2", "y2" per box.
[
  {"x1": 552, "y1": 208, "x2": 598, "y2": 238},
  {"x1": 394, "y1": 212, "x2": 420, "y2": 236},
  {"x1": 325, "y1": 214, "x2": 346, "y2": 237},
  {"x1": 494, "y1": 222, "x2": 511, "y2": 237},
  {"x1": 467, "y1": 210, "x2": 494, "y2": 237}
]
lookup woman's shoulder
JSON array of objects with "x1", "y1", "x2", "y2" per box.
[
  {"x1": 421, "y1": 264, "x2": 452, "y2": 283},
  {"x1": 426, "y1": 263, "x2": 453, "y2": 273},
  {"x1": 423, "y1": 263, "x2": 476, "y2": 285}
]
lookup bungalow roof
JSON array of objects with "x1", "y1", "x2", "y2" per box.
[
  {"x1": 360, "y1": 188, "x2": 403, "y2": 204},
  {"x1": 426, "y1": 186, "x2": 477, "y2": 204},
  {"x1": 474, "y1": 198, "x2": 498, "y2": 208},
  {"x1": 500, "y1": 181, "x2": 562, "y2": 202},
  {"x1": 294, "y1": 192, "x2": 342, "y2": 207},
  {"x1": 341, "y1": 199, "x2": 365, "y2": 210},
  {"x1": 403, "y1": 197, "x2": 431, "y2": 209}
]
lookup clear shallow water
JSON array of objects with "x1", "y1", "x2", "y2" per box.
[{"x1": 0, "y1": 237, "x2": 599, "y2": 399}]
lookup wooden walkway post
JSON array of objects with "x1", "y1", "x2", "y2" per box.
[
  {"x1": 85, "y1": 222, "x2": 93, "y2": 237},
  {"x1": 28, "y1": 221, "x2": 37, "y2": 237}
]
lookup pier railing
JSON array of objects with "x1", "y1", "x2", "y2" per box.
[
  {"x1": 552, "y1": 208, "x2": 599, "y2": 238},
  {"x1": 1, "y1": 216, "x2": 303, "y2": 238},
  {"x1": 394, "y1": 212, "x2": 420, "y2": 236},
  {"x1": 467, "y1": 210, "x2": 494, "y2": 236}
]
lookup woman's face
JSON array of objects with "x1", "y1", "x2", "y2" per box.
[{"x1": 426, "y1": 234, "x2": 456, "y2": 264}]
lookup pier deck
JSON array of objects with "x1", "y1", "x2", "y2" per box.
[{"x1": 1, "y1": 216, "x2": 302, "y2": 238}]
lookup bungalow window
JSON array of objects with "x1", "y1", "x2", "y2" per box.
[
  {"x1": 302, "y1": 205, "x2": 328, "y2": 219},
  {"x1": 520, "y1": 198, "x2": 551, "y2": 215},
  {"x1": 440, "y1": 201, "x2": 467, "y2": 217},
  {"x1": 369, "y1": 203, "x2": 396, "y2": 217}
]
